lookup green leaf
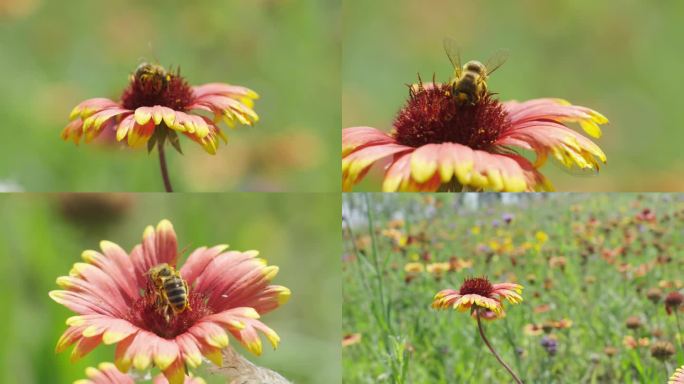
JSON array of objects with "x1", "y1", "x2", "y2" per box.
[
  {"x1": 147, "y1": 131, "x2": 158, "y2": 154},
  {"x1": 167, "y1": 130, "x2": 184, "y2": 155}
]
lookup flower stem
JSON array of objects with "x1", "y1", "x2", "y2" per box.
[
  {"x1": 158, "y1": 143, "x2": 173, "y2": 192},
  {"x1": 437, "y1": 178, "x2": 463, "y2": 192},
  {"x1": 675, "y1": 311, "x2": 683, "y2": 348},
  {"x1": 476, "y1": 312, "x2": 523, "y2": 384}
]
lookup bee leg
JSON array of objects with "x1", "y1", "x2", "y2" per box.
[
  {"x1": 184, "y1": 279, "x2": 192, "y2": 311},
  {"x1": 164, "y1": 305, "x2": 171, "y2": 323}
]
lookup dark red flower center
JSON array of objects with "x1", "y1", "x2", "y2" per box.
[
  {"x1": 665, "y1": 292, "x2": 684, "y2": 308},
  {"x1": 127, "y1": 280, "x2": 212, "y2": 339},
  {"x1": 121, "y1": 64, "x2": 194, "y2": 111},
  {"x1": 459, "y1": 276, "x2": 494, "y2": 297},
  {"x1": 392, "y1": 81, "x2": 511, "y2": 149}
]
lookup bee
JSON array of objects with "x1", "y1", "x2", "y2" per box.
[
  {"x1": 443, "y1": 38, "x2": 509, "y2": 106},
  {"x1": 134, "y1": 62, "x2": 171, "y2": 94},
  {"x1": 148, "y1": 263, "x2": 191, "y2": 321}
]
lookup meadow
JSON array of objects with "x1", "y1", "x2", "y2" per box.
[{"x1": 342, "y1": 193, "x2": 684, "y2": 383}]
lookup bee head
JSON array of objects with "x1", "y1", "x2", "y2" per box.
[
  {"x1": 133, "y1": 63, "x2": 169, "y2": 94},
  {"x1": 148, "y1": 263, "x2": 173, "y2": 280},
  {"x1": 463, "y1": 60, "x2": 486, "y2": 76},
  {"x1": 135, "y1": 62, "x2": 165, "y2": 77}
]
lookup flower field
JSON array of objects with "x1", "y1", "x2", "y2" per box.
[{"x1": 343, "y1": 193, "x2": 684, "y2": 383}]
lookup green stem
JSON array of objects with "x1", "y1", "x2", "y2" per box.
[
  {"x1": 437, "y1": 178, "x2": 464, "y2": 192},
  {"x1": 158, "y1": 143, "x2": 173, "y2": 192},
  {"x1": 675, "y1": 311, "x2": 683, "y2": 349},
  {"x1": 476, "y1": 312, "x2": 523, "y2": 384},
  {"x1": 364, "y1": 193, "x2": 389, "y2": 329}
]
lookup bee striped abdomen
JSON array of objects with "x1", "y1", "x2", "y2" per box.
[{"x1": 164, "y1": 277, "x2": 188, "y2": 313}]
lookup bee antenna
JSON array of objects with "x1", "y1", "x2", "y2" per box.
[{"x1": 146, "y1": 41, "x2": 160, "y2": 64}]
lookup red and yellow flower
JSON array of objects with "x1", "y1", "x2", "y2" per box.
[
  {"x1": 63, "y1": 64, "x2": 258, "y2": 154},
  {"x1": 74, "y1": 362, "x2": 205, "y2": 384},
  {"x1": 343, "y1": 81, "x2": 607, "y2": 191},
  {"x1": 432, "y1": 276, "x2": 523, "y2": 319},
  {"x1": 50, "y1": 220, "x2": 290, "y2": 384}
]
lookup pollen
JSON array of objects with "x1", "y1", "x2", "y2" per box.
[
  {"x1": 392, "y1": 81, "x2": 511, "y2": 149},
  {"x1": 127, "y1": 281, "x2": 211, "y2": 339},
  {"x1": 459, "y1": 276, "x2": 494, "y2": 297},
  {"x1": 121, "y1": 67, "x2": 194, "y2": 111}
]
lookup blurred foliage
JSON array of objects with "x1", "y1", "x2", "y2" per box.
[
  {"x1": 342, "y1": 0, "x2": 684, "y2": 191},
  {"x1": 0, "y1": 0, "x2": 339, "y2": 192},
  {"x1": 343, "y1": 193, "x2": 684, "y2": 382},
  {"x1": 0, "y1": 193, "x2": 341, "y2": 383}
]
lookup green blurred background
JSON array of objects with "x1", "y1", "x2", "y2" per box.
[
  {"x1": 0, "y1": 193, "x2": 341, "y2": 383},
  {"x1": 0, "y1": 0, "x2": 339, "y2": 192},
  {"x1": 343, "y1": 0, "x2": 684, "y2": 191}
]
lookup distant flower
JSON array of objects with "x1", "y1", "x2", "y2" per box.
[
  {"x1": 665, "y1": 291, "x2": 684, "y2": 315},
  {"x1": 342, "y1": 82, "x2": 607, "y2": 192},
  {"x1": 342, "y1": 333, "x2": 362, "y2": 348},
  {"x1": 533, "y1": 304, "x2": 552, "y2": 314},
  {"x1": 540, "y1": 335, "x2": 558, "y2": 356},
  {"x1": 623, "y1": 335, "x2": 650, "y2": 350},
  {"x1": 623, "y1": 335, "x2": 637, "y2": 350},
  {"x1": 546, "y1": 318, "x2": 573, "y2": 331},
  {"x1": 63, "y1": 64, "x2": 258, "y2": 153},
  {"x1": 50, "y1": 220, "x2": 290, "y2": 384},
  {"x1": 603, "y1": 346, "x2": 618, "y2": 357},
  {"x1": 432, "y1": 276, "x2": 523, "y2": 319},
  {"x1": 403, "y1": 262, "x2": 424, "y2": 273},
  {"x1": 523, "y1": 323, "x2": 543, "y2": 336},
  {"x1": 625, "y1": 315, "x2": 642, "y2": 330},
  {"x1": 74, "y1": 362, "x2": 204, "y2": 384},
  {"x1": 448, "y1": 256, "x2": 473, "y2": 272},
  {"x1": 63, "y1": 63, "x2": 259, "y2": 191},
  {"x1": 646, "y1": 287, "x2": 663, "y2": 304},
  {"x1": 635, "y1": 208, "x2": 656, "y2": 223},
  {"x1": 433, "y1": 276, "x2": 524, "y2": 383},
  {"x1": 535, "y1": 231, "x2": 549, "y2": 244},
  {"x1": 473, "y1": 308, "x2": 504, "y2": 321},
  {"x1": 651, "y1": 341, "x2": 676, "y2": 361},
  {"x1": 660, "y1": 280, "x2": 684, "y2": 290},
  {"x1": 426, "y1": 262, "x2": 451, "y2": 279},
  {"x1": 549, "y1": 256, "x2": 567, "y2": 270}
]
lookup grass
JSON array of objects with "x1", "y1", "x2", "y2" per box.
[{"x1": 343, "y1": 193, "x2": 684, "y2": 383}]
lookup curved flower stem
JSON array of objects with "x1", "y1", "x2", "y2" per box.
[
  {"x1": 675, "y1": 311, "x2": 683, "y2": 348},
  {"x1": 476, "y1": 312, "x2": 523, "y2": 384},
  {"x1": 158, "y1": 143, "x2": 173, "y2": 192}
]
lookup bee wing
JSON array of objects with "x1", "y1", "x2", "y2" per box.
[
  {"x1": 484, "y1": 49, "x2": 509, "y2": 76},
  {"x1": 442, "y1": 37, "x2": 462, "y2": 76}
]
